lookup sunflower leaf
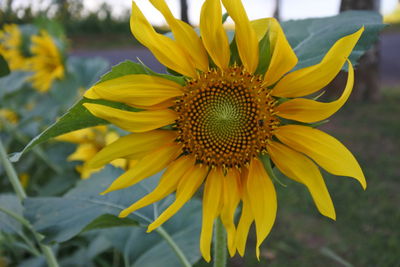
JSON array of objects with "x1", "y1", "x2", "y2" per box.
[
  {"x1": 23, "y1": 166, "x2": 202, "y2": 266},
  {"x1": 282, "y1": 10, "x2": 385, "y2": 70},
  {"x1": 0, "y1": 194, "x2": 24, "y2": 235}
]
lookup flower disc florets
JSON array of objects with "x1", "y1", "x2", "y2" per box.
[{"x1": 175, "y1": 66, "x2": 279, "y2": 168}]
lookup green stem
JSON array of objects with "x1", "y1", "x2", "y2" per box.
[
  {"x1": 0, "y1": 207, "x2": 41, "y2": 256},
  {"x1": 0, "y1": 137, "x2": 59, "y2": 267},
  {"x1": 156, "y1": 227, "x2": 191, "y2": 267},
  {"x1": 213, "y1": 218, "x2": 227, "y2": 267},
  {"x1": 0, "y1": 136, "x2": 27, "y2": 200}
]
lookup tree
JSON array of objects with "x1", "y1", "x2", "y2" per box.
[
  {"x1": 273, "y1": 0, "x2": 281, "y2": 21},
  {"x1": 180, "y1": 0, "x2": 189, "y2": 24},
  {"x1": 340, "y1": 0, "x2": 381, "y2": 101}
]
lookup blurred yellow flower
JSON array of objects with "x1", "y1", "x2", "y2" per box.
[
  {"x1": 29, "y1": 30, "x2": 65, "y2": 92},
  {"x1": 83, "y1": 0, "x2": 366, "y2": 261},
  {"x1": 57, "y1": 126, "x2": 134, "y2": 179},
  {"x1": 19, "y1": 173, "x2": 30, "y2": 188},
  {"x1": 0, "y1": 24, "x2": 30, "y2": 71},
  {"x1": 0, "y1": 109, "x2": 18, "y2": 129}
]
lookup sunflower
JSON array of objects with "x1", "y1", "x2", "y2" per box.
[
  {"x1": 29, "y1": 30, "x2": 65, "y2": 92},
  {"x1": 57, "y1": 126, "x2": 133, "y2": 179},
  {"x1": 0, "y1": 24, "x2": 30, "y2": 71},
  {"x1": 82, "y1": 0, "x2": 366, "y2": 260},
  {"x1": 0, "y1": 108, "x2": 19, "y2": 129}
]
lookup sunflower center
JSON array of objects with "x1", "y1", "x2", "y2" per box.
[{"x1": 175, "y1": 66, "x2": 279, "y2": 168}]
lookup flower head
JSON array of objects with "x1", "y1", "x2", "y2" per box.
[
  {"x1": 0, "y1": 24, "x2": 30, "y2": 71},
  {"x1": 83, "y1": 0, "x2": 366, "y2": 260},
  {"x1": 57, "y1": 126, "x2": 133, "y2": 179},
  {"x1": 0, "y1": 109, "x2": 19, "y2": 129},
  {"x1": 29, "y1": 30, "x2": 65, "y2": 92}
]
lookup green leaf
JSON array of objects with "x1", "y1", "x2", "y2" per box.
[
  {"x1": 67, "y1": 56, "x2": 109, "y2": 89},
  {"x1": 24, "y1": 166, "x2": 202, "y2": 265},
  {"x1": 255, "y1": 29, "x2": 272, "y2": 75},
  {"x1": 222, "y1": 13, "x2": 229, "y2": 24},
  {"x1": 0, "y1": 55, "x2": 10, "y2": 77},
  {"x1": 0, "y1": 71, "x2": 31, "y2": 98},
  {"x1": 98, "y1": 60, "x2": 149, "y2": 83},
  {"x1": 10, "y1": 97, "x2": 140, "y2": 162},
  {"x1": 34, "y1": 17, "x2": 66, "y2": 40},
  {"x1": 83, "y1": 214, "x2": 139, "y2": 232},
  {"x1": 97, "y1": 60, "x2": 184, "y2": 85},
  {"x1": 0, "y1": 194, "x2": 24, "y2": 235},
  {"x1": 103, "y1": 205, "x2": 202, "y2": 267},
  {"x1": 281, "y1": 11, "x2": 385, "y2": 70},
  {"x1": 229, "y1": 37, "x2": 242, "y2": 66}
]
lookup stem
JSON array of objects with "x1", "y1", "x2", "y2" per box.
[
  {"x1": 0, "y1": 207, "x2": 41, "y2": 256},
  {"x1": 0, "y1": 136, "x2": 26, "y2": 200},
  {"x1": 213, "y1": 218, "x2": 227, "y2": 267},
  {"x1": 0, "y1": 137, "x2": 59, "y2": 267},
  {"x1": 156, "y1": 227, "x2": 191, "y2": 267}
]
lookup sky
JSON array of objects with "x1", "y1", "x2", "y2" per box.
[
  {"x1": 85, "y1": 0, "x2": 398, "y2": 25},
  {"x1": 10, "y1": 0, "x2": 399, "y2": 25}
]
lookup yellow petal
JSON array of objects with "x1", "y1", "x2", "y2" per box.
[
  {"x1": 101, "y1": 143, "x2": 181, "y2": 194},
  {"x1": 67, "y1": 143, "x2": 98, "y2": 162},
  {"x1": 235, "y1": 170, "x2": 253, "y2": 256},
  {"x1": 130, "y1": 2, "x2": 196, "y2": 77},
  {"x1": 276, "y1": 60, "x2": 354, "y2": 123},
  {"x1": 260, "y1": 18, "x2": 298, "y2": 86},
  {"x1": 110, "y1": 158, "x2": 128, "y2": 170},
  {"x1": 119, "y1": 156, "x2": 195, "y2": 218},
  {"x1": 56, "y1": 127, "x2": 100, "y2": 144},
  {"x1": 147, "y1": 164, "x2": 208, "y2": 232},
  {"x1": 267, "y1": 141, "x2": 336, "y2": 219},
  {"x1": 86, "y1": 74, "x2": 183, "y2": 107},
  {"x1": 77, "y1": 164, "x2": 102, "y2": 179},
  {"x1": 200, "y1": 167, "x2": 224, "y2": 262},
  {"x1": 200, "y1": 0, "x2": 230, "y2": 69},
  {"x1": 246, "y1": 158, "x2": 277, "y2": 259},
  {"x1": 104, "y1": 131, "x2": 119, "y2": 145},
  {"x1": 275, "y1": 125, "x2": 366, "y2": 189},
  {"x1": 86, "y1": 130, "x2": 176, "y2": 168},
  {"x1": 84, "y1": 88, "x2": 101, "y2": 99},
  {"x1": 133, "y1": 99, "x2": 175, "y2": 110},
  {"x1": 149, "y1": 0, "x2": 209, "y2": 71},
  {"x1": 221, "y1": 0, "x2": 258, "y2": 72},
  {"x1": 272, "y1": 27, "x2": 364, "y2": 97},
  {"x1": 83, "y1": 103, "x2": 177, "y2": 133},
  {"x1": 220, "y1": 168, "x2": 241, "y2": 257}
]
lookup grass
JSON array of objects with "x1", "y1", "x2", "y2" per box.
[{"x1": 196, "y1": 87, "x2": 400, "y2": 267}]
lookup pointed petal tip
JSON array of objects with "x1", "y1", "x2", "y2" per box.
[
  {"x1": 118, "y1": 210, "x2": 129, "y2": 218},
  {"x1": 228, "y1": 247, "x2": 236, "y2": 258},
  {"x1": 323, "y1": 210, "x2": 337, "y2": 221},
  {"x1": 99, "y1": 189, "x2": 109, "y2": 195},
  {"x1": 256, "y1": 247, "x2": 260, "y2": 261},
  {"x1": 202, "y1": 253, "x2": 211, "y2": 263},
  {"x1": 360, "y1": 178, "x2": 367, "y2": 190},
  {"x1": 146, "y1": 225, "x2": 155, "y2": 233}
]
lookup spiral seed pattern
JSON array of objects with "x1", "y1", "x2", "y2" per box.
[{"x1": 175, "y1": 66, "x2": 279, "y2": 168}]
